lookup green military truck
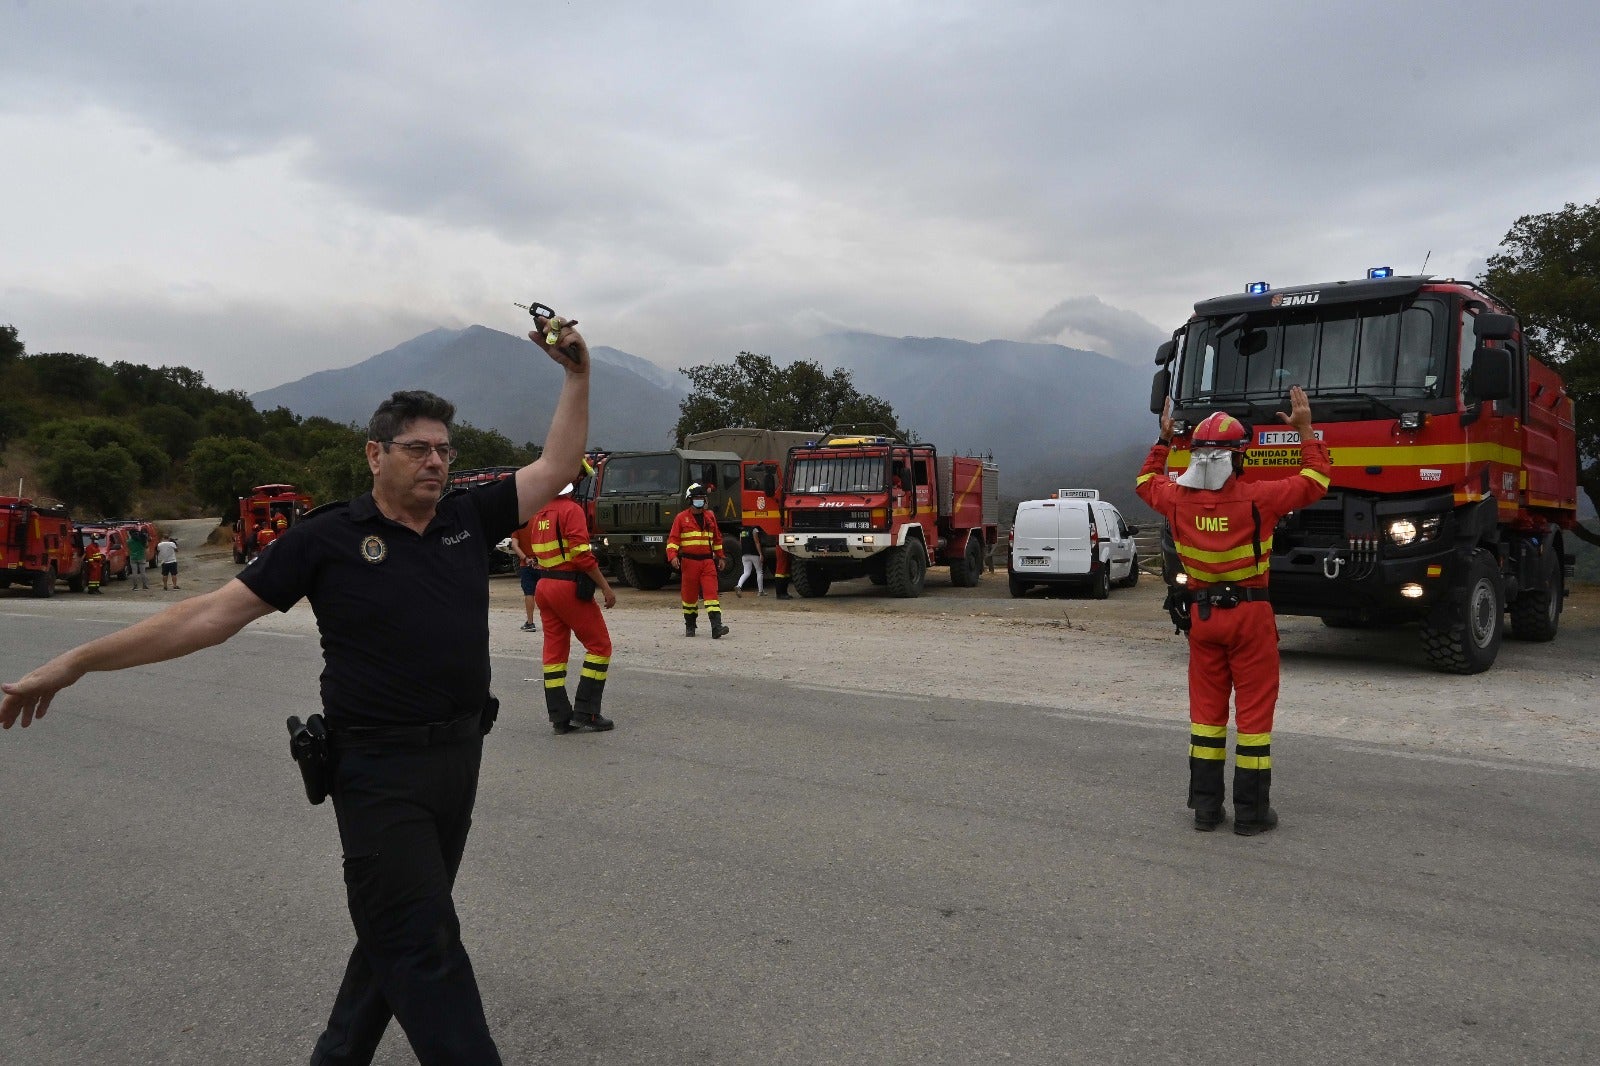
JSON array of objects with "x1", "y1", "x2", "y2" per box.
[{"x1": 592, "y1": 429, "x2": 819, "y2": 590}]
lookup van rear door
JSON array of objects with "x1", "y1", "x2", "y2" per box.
[
  {"x1": 1011, "y1": 501, "x2": 1060, "y2": 576},
  {"x1": 1056, "y1": 501, "x2": 1093, "y2": 576}
]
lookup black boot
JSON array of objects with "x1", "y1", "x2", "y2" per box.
[
  {"x1": 571, "y1": 668, "x2": 614, "y2": 732},
  {"x1": 709, "y1": 609, "x2": 728, "y2": 639},
  {"x1": 1188, "y1": 726, "x2": 1227, "y2": 831},
  {"x1": 545, "y1": 683, "x2": 575, "y2": 735},
  {"x1": 1233, "y1": 759, "x2": 1277, "y2": 836},
  {"x1": 685, "y1": 614, "x2": 697, "y2": 638},
  {"x1": 774, "y1": 577, "x2": 791, "y2": 600}
]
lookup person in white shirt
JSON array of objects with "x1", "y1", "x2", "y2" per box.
[{"x1": 155, "y1": 537, "x2": 179, "y2": 590}]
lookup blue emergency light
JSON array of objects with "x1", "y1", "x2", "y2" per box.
[
  {"x1": 1367, "y1": 266, "x2": 1394, "y2": 279},
  {"x1": 1246, "y1": 281, "x2": 1270, "y2": 295}
]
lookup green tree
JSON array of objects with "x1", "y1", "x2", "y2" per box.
[
  {"x1": 672, "y1": 351, "x2": 910, "y2": 444},
  {"x1": 305, "y1": 443, "x2": 372, "y2": 504},
  {"x1": 1482, "y1": 200, "x2": 1600, "y2": 544},
  {"x1": 0, "y1": 324, "x2": 22, "y2": 367},
  {"x1": 188, "y1": 436, "x2": 291, "y2": 516},
  {"x1": 452, "y1": 422, "x2": 534, "y2": 469},
  {"x1": 135, "y1": 404, "x2": 203, "y2": 462},
  {"x1": 27, "y1": 352, "x2": 113, "y2": 399},
  {"x1": 28, "y1": 417, "x2": 170, "y2": 485},
  {"x1": 39, "y1": 440, "x2": 139, "y2": 517}
]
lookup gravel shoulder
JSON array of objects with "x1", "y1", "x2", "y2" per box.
[{"x1": 8, "y1": 517, "x2": 1597, "y2": 769}]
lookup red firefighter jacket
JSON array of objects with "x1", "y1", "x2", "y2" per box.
[
  {"x1": 1136, "y1": 439, "x2": 1332, "y2": 588},
  {"x1": 666, "y1": 507, "x2": 724, "y2": 563},
  {"x1": 529, "y1": 496, "x2": 600, "y2": 574}
]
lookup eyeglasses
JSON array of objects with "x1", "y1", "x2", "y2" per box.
[{"x1": 380, "y1": 439, "x2": 458, "y2": 463}]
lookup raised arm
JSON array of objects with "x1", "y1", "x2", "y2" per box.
[
  {"x1": 515, "y1": 316, "x2": 592, "y2": 524},
  {"x1": 1, "y1": 579, "x2": 277, "y2": 729}
]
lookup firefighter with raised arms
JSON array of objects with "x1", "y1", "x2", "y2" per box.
[
  {"x1": 1136, "y1": 385, "x2": 1330, "y2": 836},
  {"x1": 529, "y1": 460, "x2": 619, "y2": 733},
  {"x1": 666, "y1": 482, "x2": 728, "y2": 638}
]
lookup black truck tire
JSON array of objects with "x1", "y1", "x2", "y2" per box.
[
  {"x1": 32, "y1": 567, "x2": 56, "y2": 598},
  {"x1": 1008, "y1": 574, "x2": 1028, "y2": 598},
  {"x1": 620, "y1": 556, "x2": 669, "y2": 591},
  {"x1": 1088, "y1": 558, "x2": 1111, "y2": 600},
  {"x1": 791, "y1": 560, "x2": 831, "y2": 598},
  {"x1": 1117, "y1": 552, "x2": 1140, "y2": 588},
  {"x1": 885, "y1": 541, "x2": 927, "y2": 598},
  {"x1": 1509, "y1": 550, "x2": 1562, "y2": 642},
  {"x1": 1420, "y1": 549, "x2": 1503, "y2": 674},
  {"x1": 949, "y1": 535, "x2": 984, "y2": 587}
]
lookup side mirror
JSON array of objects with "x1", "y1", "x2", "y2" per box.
[
  {"x1": 1474, "y1": 313, "x2": 1516, "y2": 342},
  {"x1": 1149, "y1": 367, "x2": 1172, "y2": 414},
  {"x1": 1154, "y1": 339, "x2": 1177, "y2": 366},
  {"x1": 1469, "y1": 346, "x2": 1513, "y2": 401}
]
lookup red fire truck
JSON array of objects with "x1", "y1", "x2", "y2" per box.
[
  {"x1": 779, "y1": 434, "x2": 999, "y2": 598},
  {"x1": 232, "y1": 484, "x2": 314, "y2": 563},
  {"x1": 1151, "y1": 269, "x2": 1578, "y2": 674},
  {"x1": 0, "y1": 496, "x2": 81, "y2": 597}
]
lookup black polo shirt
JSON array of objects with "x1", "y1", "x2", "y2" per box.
[{"x1": 238, "y1": 478, "x2": 520, "y2": 727}]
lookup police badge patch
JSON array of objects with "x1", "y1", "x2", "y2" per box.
[{"x1": 360, "y1": 535, "x2": 388, "y2": 564}]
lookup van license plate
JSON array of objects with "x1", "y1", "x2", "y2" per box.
[{"x1": 1022, "y1": 556, "x2": 1049, "y2": 565}]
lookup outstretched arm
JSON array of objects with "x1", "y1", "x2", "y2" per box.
[
  {"x1": 516, "y1": 317, "x2": 592, "y2": 525},
  {"x1": 1, "y1": 579, "x2": 277, "y2": 729}
]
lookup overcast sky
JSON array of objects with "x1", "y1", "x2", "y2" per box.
[{"x1": 3, "y1": 1, "x2": 1598, "y2": 393}]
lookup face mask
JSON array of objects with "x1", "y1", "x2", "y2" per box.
[
  {"x1": 692, "y1": 499, "x2": 705, "y2": 509},
  {"x1": 1175, "y1": 448, "x2": 1235, "y2": 490}
]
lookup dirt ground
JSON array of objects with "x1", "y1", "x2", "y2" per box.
[{"x1": 11, "y1": 517, "x2": 1599, "y2": 770}]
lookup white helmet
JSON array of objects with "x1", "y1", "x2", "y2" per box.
[
  {"x1": 558, "y1": 482, "x2": 575, "y2": 497},
  {"x1": 685, "y1": 482, "x2": 708, "y2": 499}
]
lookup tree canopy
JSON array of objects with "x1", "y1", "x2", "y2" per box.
[
  {"x1": 1482, "y1": 199, "x2": 1600, "y2": 542},
  {"x1": 673, "y1": 351, "x2": 911, "y2": 444}
]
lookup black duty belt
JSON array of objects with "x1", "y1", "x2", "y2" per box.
[
  {"x1": 334, "y1": 711, "x2": 482, "y2": 750},
  {"x1": 1192, "y1": 584, "x2": 1270, "y2": 620},
  {"x1": 538, "y1": 569, "x2": 582, "y2": 582},
  {"x1": 678, "y1": 552, "x2": 713, "y2": 560}
]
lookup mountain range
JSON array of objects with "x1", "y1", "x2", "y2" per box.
[{"x1": 250, "y1": 326, "x2": 1162, "y2": 516}]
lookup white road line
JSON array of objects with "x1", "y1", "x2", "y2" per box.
[{"x1": 1331, "y1": 744, "x2": 1577, "y2": 776}]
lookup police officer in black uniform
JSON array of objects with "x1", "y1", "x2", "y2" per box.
[{"x1": 0, "y1": 315, "x2": 592, "y2": 1066}]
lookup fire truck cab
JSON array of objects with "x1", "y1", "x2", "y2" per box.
[
  {"x1": 1151, "y1": 270, "x2": 1577, "y2": 674},
  {"x1": 0, "y1": 496, "x2": 80, "y2": 596}
]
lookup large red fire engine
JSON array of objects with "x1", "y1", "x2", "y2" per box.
[
  {"x1": 1151, "y1": 270, "x2": 1578, "y2": 673},
  {"x1": 0, "y1": 496, "x2": 81, "y2": 597},
  {"x1": 779, "y1": 434, "x2": 999, "y2": 598},
  {"x1": 232, "y1": 484, "x2": 314, "y2": 563}
]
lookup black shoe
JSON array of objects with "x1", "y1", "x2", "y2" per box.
[
  {"x1": 712, "y1": 624, "x2": 729, "y2": 639},
  {"x1": 1233, "y1": 807, "x2": 1279, "y2": 837},
  {"x1": 571, "y1": 713, "x2": 615, "y2": 732},
  {"x1": 1193, "y1": 808, "x2": 1225, "y2": 832},
  {"x1": 551, "y1": 720, "x2": 577, "y2": 735},
  {"x1": 775, "y1": 592, "x2": 792, "y2": 600}
]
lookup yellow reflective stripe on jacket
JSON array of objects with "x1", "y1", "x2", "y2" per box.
[
  {"x1": 1184, "y1": 559, "x2": 1269, "y2": 583},
  {"x1": 1300, "y1": 468, "x2": 1331, "y2": 489},
  {"x1": 1175, "y1": 536, "x2": 1274, "y2": 566}
]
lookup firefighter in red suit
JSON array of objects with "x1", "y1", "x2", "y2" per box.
[
  {"x1": 531, "y1": 468, "x2": 619, "y2": 733},
  {"x1": 667, "y1": 482, "x2": 728, "y2": 638},
  {"x1": 1136, "y1": 386, "x2": 1330, "y2": 835},
  {"x1": 83, "y1": 538, "x2": 106, "y2": 594}
]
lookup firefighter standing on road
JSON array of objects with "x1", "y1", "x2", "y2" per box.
[
  {"x1": 1135, "y1": 386, "x2": 1330, "y2": 836},
  {"x1": 83, "y1": 537, "x2": 106, "y2": 594},
  {"x1": 667, "y1": 483, "x2": 728, "y2": 637},
  {"x1": 531, "y1": 463, "x2": 618, "y2": 733}
]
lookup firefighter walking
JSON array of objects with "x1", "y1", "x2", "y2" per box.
[
  {"x1": 1135, "y1": 386, "x2": 1330, "y2": 835},
  {"x1": 530, "y1": 468, "x2": 618, "y2": 733},
  {"x1": 667, "y1": 483, "x2": 728, "y2": 637}
]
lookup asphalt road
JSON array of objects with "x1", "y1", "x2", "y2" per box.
[{"x1": 2, "y1": 609, "x2": 1597, "y2": 1066}]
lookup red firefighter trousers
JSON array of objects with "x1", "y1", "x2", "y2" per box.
[
  {"x1": 536, "y1": 577, "x2": 612, "y2": 667},
  {"x1": 677, "y1": 556, "x2": 720, "y2": 618},
  {"x1": 1187, "y1": 599, "x2": 1279, "y2": 735}
]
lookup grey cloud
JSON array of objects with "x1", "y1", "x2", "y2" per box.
[{"x1": 1026, "y1": 296, "x2": 1167, "y2": 366}]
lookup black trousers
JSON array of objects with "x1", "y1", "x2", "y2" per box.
[{"x1": 309, "y1": 736, "x2": 501, "y2": 1066}]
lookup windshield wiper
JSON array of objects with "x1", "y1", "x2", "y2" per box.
[{"x1": 1317, "y1": 393, "x2": 1406, "y2": 418}]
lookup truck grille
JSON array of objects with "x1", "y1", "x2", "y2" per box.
[
  {"x1": 788, "y1": 508, "x2": 874, "y2": 532},
  {"x1": 610, "y1": 501, "x2": 664, "y2": 529}
]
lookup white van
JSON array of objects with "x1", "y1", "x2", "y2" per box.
[{"x1": 1007, "y1": 490, "x2": 1139, "y2": 598}]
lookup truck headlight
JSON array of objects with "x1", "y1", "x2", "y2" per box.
[{"x1": 1386, "y1": 515, "x2": 1442, "y2": 547}]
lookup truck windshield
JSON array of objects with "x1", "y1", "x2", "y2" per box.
[
  {"x1": 787, "y1": 454, "x2": 886, "y2": 495},
  {"x1": 1178, "y1": 297, "x2": 1449, "y2": 405},
  {"x1": 600, "y1": 455, "x2": 676, "y2": 495}
]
